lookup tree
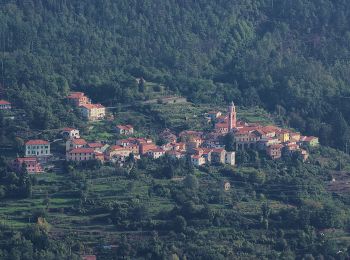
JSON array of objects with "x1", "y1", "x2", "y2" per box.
[
  {"x1": 173, "y1": 215, "x2": 187, "y2": 232},
  {"x1": 183, "y1": 175, "x2": 199, "y2": 190},
  {"x1": 224, "y1": 132, "x2": 235, "y2": 152}
]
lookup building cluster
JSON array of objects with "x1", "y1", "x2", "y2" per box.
[
  {"x1": 11, "y1": 99, "x2": 319, "y2": 174},
  {"x1": 67, "y1": 92, "x2": 106, "y2": 121},
  {"x1": 64, "y1": 127, "x2": 236, "y2": 167},
  {"x1": 12, "y1": 139, "x2": 51, "y2": 174},
  {"x1": 207, "y1": 102, "x2": 318, "y2": 161}
]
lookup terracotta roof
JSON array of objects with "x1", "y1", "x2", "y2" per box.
[
  {"x1": 25, "y1": 139, "x2": 49, "y2": 145},
  {"x1": 94, "y1": 103, "x2": 105, "y2": 108},
  {"x1": 235, "y1": 126, "x2": 258, "y2": 134},
  {"x1": 125, "y1": 144, "x2": 138, "y2": 148},
  {"x1": 215, "y1": 123, "x2": 228, "y2": 128},
  {"x1": 116, "y1": 124, "x2": 134, "y2": 130},
  {"x1": 72, "y1": 138, "x2": 87, "y2": 145},
  {"x1": 148, "y1": 148, "x2": 165, "y2": 153},
  {"x1": 0, "y1": 100, "x2": 10, "y2": 105},
  {"x1": 62, "y1": 127, "x2": 77, "y2": 132},
  {"x1": 110, "y1": 145, "x2": 128, "y2": 151},
  {"x1": 87, "y1": 142, "x2": 103, "y2": 148},
  {"x1": 80, "y1": 103, "x2": 105, "y2": 109},
  {"x1": 69, "y1": 148, "x2": 95, "y2": 154},
  {"x1": 262, "y1": 125, "x2": 280, "y2": 132},
  {"x1": 269, "y1": 144, "x2": 283, "y2": 149},
  {"x1": 67, "y1": 92, "x2": 85, "y2": 99},
  {"x1": 301, "y1": 136, "x2": 318, "y2": 142},
  {"x1": 15, "y1": 157, "x2": 38, "y2": 162},
  {"x1": 212, "y1": 148, "x2": 225, "y2": 153}
]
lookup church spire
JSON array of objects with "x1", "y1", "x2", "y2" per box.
[{"x1": 228, "y1": 101, "x2": 236, "y2": 131}]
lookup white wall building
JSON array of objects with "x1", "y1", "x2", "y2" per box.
[{"x1": 25, "y1": 140, "x2": 51, "y2": 157}]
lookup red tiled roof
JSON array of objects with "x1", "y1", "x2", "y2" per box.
[
  {"x1": 215, "y1": 123, "x2": 228, "y2": 128},
  {"x1": 94, "y1": 103, "x2": 104, "y2": 108},
  {"x1": 0, "y1": 100, "x2": 10, "y2": 105},
  {"x1": 15, "y1": 157, "x2": 38, "y2": 162},
  {"x1": 80, "y1": 103, "x2": 105, "y2": 109},
  {"x1": 61, "y1": 127, "x2": 78, "y2": 132},
  {"x1": 67, "y1": 92, "x2": 85, "y2": 99},
  {"x1": 148, "y1": 148, "x2": 165, "y2": 153},
  {"x1": 302, "y1": 136, "x2": 318, "y2": 142},
  {"x1": 110, "y1": 145, "x2": 128, "y2": 151},
  {"x1": 234, "y1": 126, "x2": 257, "y2": 134},
  {"x1": 67, "y1": 92, "x2": 85, "y2": 100},
  {"x1": 116, "y1": 124, "x2": 133, "y2": 130},
  {"x1": 262, "y1": 125, "x2": 280, "y2": 132},
  {"x1": 72, "y1": 138, "x2": 87, "y2": 145},
  {"x1": 269, "y1": 144, "x2": 283, "y2": 149},
  {"x1": 212, "y1": 148, "x2": 225, "y2": 153},
  {"x1": 25, "y1": 139, "x2": 49, "y2": 145},
  {"x1": 69, "y1": 148, "x2": 95, "y2": 154},
  {"x1": 88, "y1": 142, "x2": 103, "y2": 148}
]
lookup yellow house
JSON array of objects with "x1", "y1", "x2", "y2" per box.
[
  {"x1": 290, "y1": 132, "x2": 301, "y2": 141},
  {"x1": 277, "y1": 130, "x2": 290, "y2": 143},
  {"x1": 79, "y1": 104, "x2": 106, "y2": 121}
]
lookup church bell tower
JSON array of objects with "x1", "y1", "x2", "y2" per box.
[{"x1": 228, "y1": 101, "x2": 236, "y2": 131}]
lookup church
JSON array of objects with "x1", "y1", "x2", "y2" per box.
[{"x1": 214, "y1": 102, "x2": 237, "y2": 134}]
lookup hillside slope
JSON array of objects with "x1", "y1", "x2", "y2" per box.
[{"x1": 1, "y1": 0, "x2": 350, "y2": 149}]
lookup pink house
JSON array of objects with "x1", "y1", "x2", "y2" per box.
[{"x1": 13, "y1": 157, "x2": 44, "y2": 174}]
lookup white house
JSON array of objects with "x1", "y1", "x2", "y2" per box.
[
  {"x1": 25, "y1": 140, "x2": 51, "y2": 157},
  {"x1": 61, "y1": 128, "x2": 80, "y2": 139},
  {"x1": 225, "y1": 151, "x2": 236, "y2": 166}
]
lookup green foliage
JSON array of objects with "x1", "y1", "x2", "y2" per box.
[{"x1": 1, "y1": 0, "x2": 350, "y2": 150}]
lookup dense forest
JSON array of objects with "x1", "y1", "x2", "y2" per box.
[{"x1": 1, "y1": 0, "x2": 350, "y2": 150}]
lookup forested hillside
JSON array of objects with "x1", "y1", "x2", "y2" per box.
[{"x1": 1, "y1": 0, "x2": 350, "y2": 147}]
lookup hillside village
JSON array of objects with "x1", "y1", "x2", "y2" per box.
[{"x1": 8, "y1": 91, "x2": 319, "y2": 174}]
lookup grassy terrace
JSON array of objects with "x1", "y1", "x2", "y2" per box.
[
  {"x1": 0, "y1": 165, "x2": 298, "y2": 245},
  {"x1": 148, "y1": 102, "x2": 273, "y2": 132}
]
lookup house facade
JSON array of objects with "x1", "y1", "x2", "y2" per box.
[
  {"x1": 67, "y1": 148, "x2": 96, "y2": 161},
  {"x1": 225, "y1": 151, "x2": 236, "y2": 166},
  {"x1": 116, "y1": 125, "x2": 134, "y2": 135},
  {"x1": 0, "y1": 100, "x2": 11, "y2": 110},
  {"x1": 66, "y1": 138, "x2": 87, "y2": 152},
  {"x1": 25, "y1": 140, "x2": 50, "y2": 157},
  {"x1": 80, "y1": 104, "x2": 106, "y2": 121},
  {"x1": 13, "y1": 157, "x2": 44, "y2": 174},
  {"x1": 67, "y1": 92, "x2": 90, "y2": 107},
  {"x1": 61, "y1": 128, "x2": 80, "y2": 139},
  {"x1": 191, "y1": 155, "x2": 206, "y2": 166},
  {"x1": 267, "y1": 144, "x2": 283, "y2": 159},
  {"x1": 146, "y1": 148, "x2": 166, "y2": 159}
]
